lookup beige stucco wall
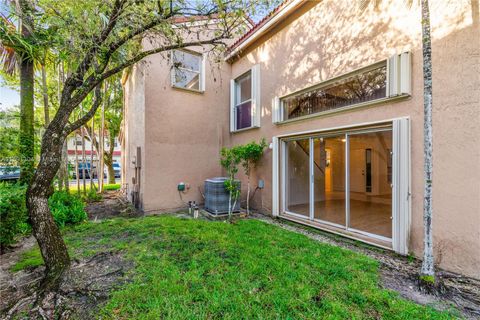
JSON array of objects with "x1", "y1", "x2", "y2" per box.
[
  {"x1": 225, "y1": 1, "x2": 480, "y2": 278},
  {"x1": 139, "y1": 47, "x2": 232, "y2": 212},
  {"x1": 123, "y1": 64, "x2": 146, "y2": 206},
  {"x1": 125, "y1": 1, "x2": 479, "y2": 278}
]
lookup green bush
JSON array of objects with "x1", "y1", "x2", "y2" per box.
[
  {"x1": 0, "y1": 183, "x2": 30, "y2": 251},
  {"x1": 48, "y1": 191, "x2": 87, "y2": 227},
  {"x1": 1, "y1": 184, "x2": 87, "y2": 249},
  {"x1": 82, "y1": 189, "x2": 103, "y2": 202}
]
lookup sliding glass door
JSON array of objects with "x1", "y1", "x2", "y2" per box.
[
  {"x1": 348, "y1": 131, "x2": 392, "y2": 239},
  {"x1": 285, "y1": 139, "x2": 310, "y2": 218},
  {"x1": 313, "y1": 136, "x2": 346, "y2": 226},
  {"x1": 282, "y1": 128, "x2": 393, "y2": 241}
]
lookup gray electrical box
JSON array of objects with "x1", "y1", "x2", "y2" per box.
[{"x1": 258, "y1": 179, "x2": 265, "y2": 189}]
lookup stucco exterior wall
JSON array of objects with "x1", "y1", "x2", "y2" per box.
[
  {"x1": 124, "y1": 1, "x2": 479, "y2": 278},
  {"x1": 225, "y1": 1, "x2": 479, "y2": 278},
  {"x1": 123, "y1": 64, "x2": 146, "y2": 206},
  {"x1": 140, "y1": 48, "x2": 232, "y2": 212}
]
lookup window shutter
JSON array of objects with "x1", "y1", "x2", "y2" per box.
[
  {"x1": 387, "y1": 54, "x2": 399, "y2": 97},
  {"x1": 387, "y1": 52, "x2": 411, "y2": 97},
  {"x1": 272, "y1": 96, "x2": 281, "y2": 124},
  {"x1": 200, "y1": 53, "x2": 206, "y2": 92},
  {"x1": 251, "y1": 64, "x2": 261, "y2": 127},
  {"x1": 399, "y1": 52, "x2": 411, "y2": 95},
  {"x1": 272, "y1": 137, "x2": 279, "y2": 217},
  {"x1": 230, "y1": 79, "x2": 236, "y2": 132},
  {"x1": 392, "y1": 117, "x2": 411, "y2": 255}
]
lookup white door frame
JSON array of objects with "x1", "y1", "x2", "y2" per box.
[{"x1": 273, "y1": 117, "x2": 411, "y2": 254}]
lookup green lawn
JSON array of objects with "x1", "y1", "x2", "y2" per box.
[
  {"x1": 14, "y1": 216, "x2": 456, "y2": 319},
  {"x1": 65, "y1": 183, "x2": 121, "y2": 192}
]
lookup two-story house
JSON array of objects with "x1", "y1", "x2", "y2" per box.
[{"x1": 122, "y1": 0, "x2": 480, "y2": 279}]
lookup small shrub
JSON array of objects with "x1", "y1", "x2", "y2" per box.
[
  {"x1": 48, "y1": 191, "x2": 87, "y2": 227},
  {"x1": 0, "y1": 183, "x2": 30, "y2": 251},
  {"x1": 82, "y1": 189, "x2": 103, "y2": 202}
]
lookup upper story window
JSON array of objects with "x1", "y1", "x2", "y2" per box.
[
  {"x1": 283, "y1": 64, "x2": 386, "y2": 120},
  {"x1": 171, "y1": 49, "x2": 204, "y2": 92},
  {"x1": 230, "y1": 64, "x2": 261, "y2": 132},
  {"x1": 272, "y1": 52, "x2": 411, "y2": 123}
]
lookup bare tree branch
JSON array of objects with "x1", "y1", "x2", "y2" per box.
[
  {"x1": 65, "y1": 84, "x2": 103, "y2": 134},
  {"x1": 99, "y1": 36, "x2": 228, "y2": 83}
]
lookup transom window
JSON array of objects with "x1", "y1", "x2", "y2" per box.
[
  {"x1": 282, "y1": 64, "x2": 387, "y2": 121},
  {"x1": 171, "y1": 49, "x2": 204, "y2": 92},
  {"x1": 272, "y1": 52, "x2": 411, "y2": 123}
]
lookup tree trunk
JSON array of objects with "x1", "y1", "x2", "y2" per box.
[
  {"x1": 81, "y1": 126, "x2": 86, "y2": 194},
  {"x1": 26, "y1": 126, "x2": 70, "y2": 291},
  {"x1": 75, "y1": 132, "x2": 80, "y2": 194},
  {"x1": 17, "y1": 0, "x2": 35, "y2": 185},
  {"x1": 18, "y1": 52, "x2": 35, "y2": 185},
  {"x1": 41, "y1": 64, "x2": 49, "y2": 127},
  {"x1": 63, "y1": 140, "x2": 69, "y2": 193},
  {"x1": 107, "y1": 161, "x2": 115, "y2": 184},
  {"x1": 420, "y1": 0, "x2": 435, "y2": 280},
  {"x1": 90, "y1": 118, "x2": 94, "y2": 190},
  {"x1": 246, "y1": 174, "x2": 250, "y2": 215},
  {"x1": 98, "y1": 83, "x2": 106, "y2": 192},
  {"x1": 106, "y1": 134, "x2": 116, "y2": 184}
]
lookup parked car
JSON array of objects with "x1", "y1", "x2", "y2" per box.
[
  {"x1": 113, "y1": 162, "x2": 121, "y2": 178},
  {"x1": 73, "y1": 162, "x2": 98, "y2": 179},
  {"x1": 0, "y1": 166, "x2": 20, "y2": 182}
]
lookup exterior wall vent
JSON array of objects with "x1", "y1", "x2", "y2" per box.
[{"x1": 204, "y1": 177, "x2": 241, "y2": 215}]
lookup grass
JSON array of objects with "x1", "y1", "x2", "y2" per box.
[
  {"x1": 67, "y1": 183, "x2": 120, "y2": 192},
  {"x1": 13, "y1": 216, "x2": 456, "y2": 319},
  {"x1": 103, "y1": 183, "x2": 121, "y2": 190},
  {"x1": 10, "y1": 249, "x2": 43, "y2": 272}
]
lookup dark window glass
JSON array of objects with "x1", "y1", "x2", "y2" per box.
[
  {"x1": 234, "y1": 71, "x2": 252, "y2": 130},
  {"x1": 282, "y1": 65, "x2": 387, "y2": 120},
  {"x1": 235, "y1": 101, "x2": 252, "y2": 130}
]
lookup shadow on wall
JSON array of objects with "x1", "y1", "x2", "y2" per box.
[{"x1": 242, "y1": 0, "x2": 476, "y2": 101}]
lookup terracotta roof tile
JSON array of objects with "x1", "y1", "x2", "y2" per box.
[{"x1": 226, "y1": 0, "x2": 292, "y2": 55}]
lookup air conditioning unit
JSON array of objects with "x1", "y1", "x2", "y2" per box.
[{"x1": 204, "y1": 177, "x2": 241, "y2": 215}]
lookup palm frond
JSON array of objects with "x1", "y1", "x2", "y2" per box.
[{"x1": 0, "y1": 15, "x2": 18, "y2": 75}]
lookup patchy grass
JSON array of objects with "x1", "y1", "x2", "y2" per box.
[
  {"x1": 13, "y1": 216, "x2": 456, "y2": 319},
  {"x1": 103, "y1": 183, "x2": 121, "y2": 191},
  {"x1": 11, "y1": 248, "x2": 43, "y2": 272}
]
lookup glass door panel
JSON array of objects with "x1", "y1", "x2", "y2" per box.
[
  {"x1": 313, "y1": 136, "x2": 346, "y2": 226},
  {"x1": 348, "y1": 131, "x2": 392, "y2": 238},
  {"x1": 285, "y1": 139, "x2": 310, "y2": 218}
]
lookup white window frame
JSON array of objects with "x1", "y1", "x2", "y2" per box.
[
  {"x1": 272, "y1": 52, "x2": 411, "y2": 124},
  {"x1": 272, "y1": 117, "x2": 411, "y2": 254},
  {"x1": 230, "y1": 64, "x2": 261, "y2": 132},
  {"x1": 171, "y1": 49, "x2": 205, "y2": 93}
]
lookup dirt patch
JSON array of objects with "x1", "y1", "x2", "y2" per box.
[
  {"x1": 252, "y1": 213, "x2": 480, "y2": 319},
  {"x1": 85, "y1": 191, "x2": 143, "y2": 220},
  {"x1": 1, "y1": 251, "x2": 133, "y2": 319},
  {"x1": 1, "y1": 192, "x2": 141, "y2": 319}
]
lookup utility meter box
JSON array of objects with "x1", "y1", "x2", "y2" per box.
[{"x1": 177, "y1": 182, "x2": 186, "y2": 191}]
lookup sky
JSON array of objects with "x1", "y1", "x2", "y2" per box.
[{"x1": 0, "y1": 78, "x2": 19, "y2": 111}]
